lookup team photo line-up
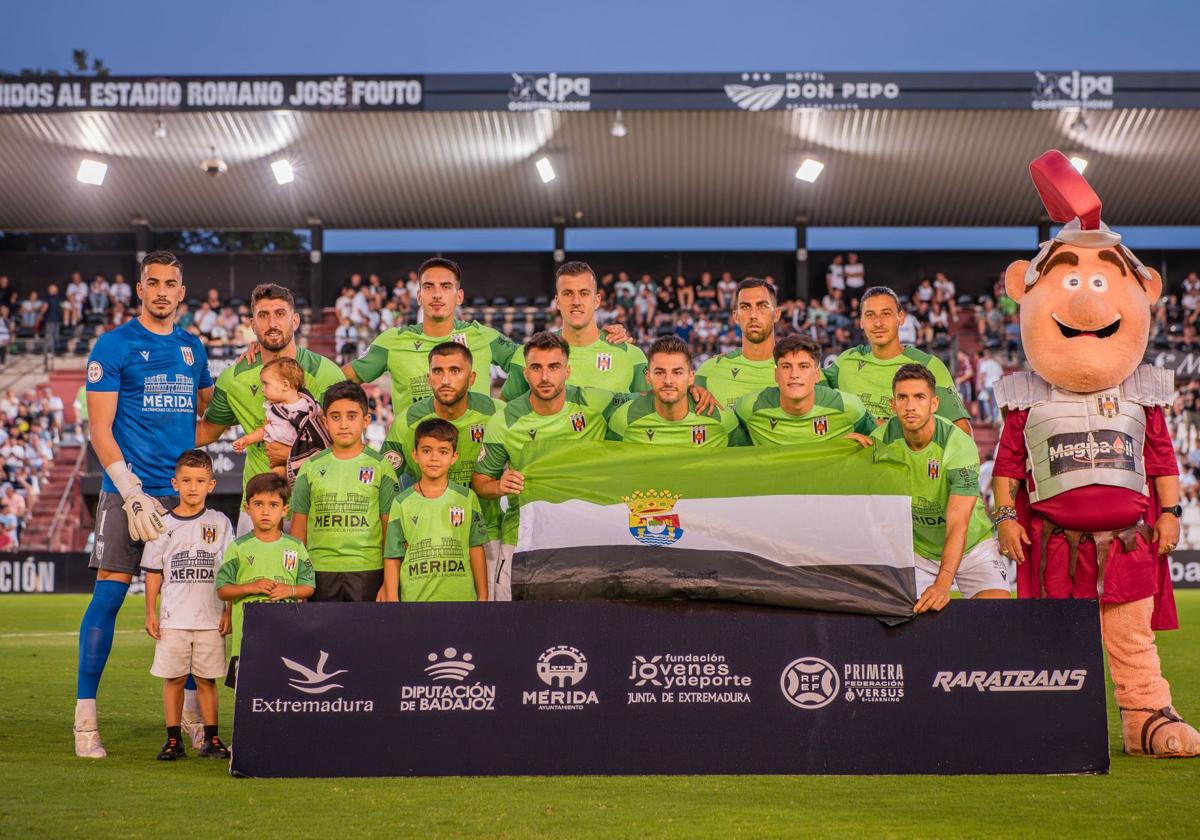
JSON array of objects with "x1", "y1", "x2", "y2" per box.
[{"x1": 71, "y1": 247, "x2": 1177, "y2": 761}]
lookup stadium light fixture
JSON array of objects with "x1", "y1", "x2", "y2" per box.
[
  {"x1": 76, "y1": 159, "x2": 107, "y2": 186},
  {"x1": 610, "y1": 110, "x2": 628, "y2": 138},
  {"x1": 535, "y1": 157, "x2": 556, "y2": 183},
  {"x1": 1069, "y1": 156, "x2": 1089, "y2": 174},
  {"x1": 271, "y1": 159, "x2": 296, "y2": 185},
  {"x1": 794, "y1": 158, "x2": 825, "y2": 183}
]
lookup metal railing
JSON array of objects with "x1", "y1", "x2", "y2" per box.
[{"x1": 44, "y1": 444, "x2": 87, "y2": 552}]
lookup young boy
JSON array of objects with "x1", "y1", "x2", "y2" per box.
[
  {"x1": 216, "y1": 472, "x2": 315, "y2": 688},
  {"x1": 141, "y1": 450, "x2": 235, "y2": 761},
  {"x1": 384, "y1": 418, "x2": 488, "y2": 602},
  {"x1": 290, "y1": 381, "x2": 398, "y2": 602},
  {"x1": 231, "y1": 357, "x2": 330, "y2": 484}
]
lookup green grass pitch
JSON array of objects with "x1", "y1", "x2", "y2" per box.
[{"x1": 2, "y1": 593, "x2": 1199, "y2": 838}]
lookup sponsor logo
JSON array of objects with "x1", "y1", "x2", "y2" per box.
[
  {"x1": 358, "y1": 466, "x2": 375, "y2": 484},
  {"x1": 1096, "y1": 393, "x2": 1120, "y2": 418},
  {"x1": 1046, "y1": 430, "x2": 1136, "y2": 475},
  {"x1": 283, "y1": 549, "x2": 298, "y2": 572},
  {"x1": 250, "y1": 384, "x2": 259, "y2": 396},
  {"x1": 570, "y1": 412, "x2": 587, "y2": 432},
  {"x1": 413, "y1": 341, "x2": 423, "y2": 351},
  {"x1": 813, "y1": 416, "x2": 829, "y2": 436},
  {"x1": 508, "y1": 72, "x2": 591, "y2": 111},
  {"x1": 730, "y1": 367, "x2": 740, "y2": 379},
  {"x1": 524, "y1": 645, "x2": 598, "y2": 710},
  {"x1": 1031, "y1": 71, "x2": 1114, "y2": 111},
  {"x1": 141, "y1": 373, "x2": 195, "y2": 413},
  {"x1": 769, "y1": 418, "x2": 780, "y2": 429},
  {"x1": 249, "y1": 651, "x2": 374, "y2": 714},
  {"x1": 927, "y1": 459, "x2": 940, "y2": 480},
  {"x1": 383, "y1": 450, "x2": 403, "y2": 470},
  {"x1": 449, "y1": 506, "x2": 464, "y2": 527},
  {"x1": 202, "y1": 525, "x2": 216, "y2": 544},
  {"x1": 400, "y1": 648, "x2": 496, "y2": 712},
  {"x1": 692, "y1": 425, "x2": 707, "y2": 446},
  {"x1": 724, "y1": 72, "x2": 901, "y2": 112},
  {"x1": 627, "y1": 653, "x2": 752, "y2": 705},
  {"x1": 1170, "y1": 557, "x2": 1200, "y2": 586},
  {"x1": 646, "y1": 429, "x2": 655, "y2": 441},
  {"x1": 139, "y1": 350, "x2": 151, "y2": 361},
  {"x1": 596, "y1": 353, "x2": 612, "y2": 372},
  {"x1": 181, "y1": 346, "x2": 194, "y2": 366},
  {"x1": 780, "y1": 657, "x2": 839, "y2": 710},
  {"x1": 841, "y1": 662, "x2": 905, "y2": 703},
  {"x1": 87, "y1": 361, "x2": 103, "y2": 383},
  {"x1": 623, "y1": 489, "x2": 684, "y2": 546},
  {"x1": 932, "y1": 669, "x2": 1088, "y2": 693},
  {"x1": 857, "y1": 360, "x2": 867, "y2": 370},
  {"x1": 528, "y1": 429, "x2": 538, "y2": 440},
  {"x1": 469, "y1": 423, "x2": 485, "y2": 444}
]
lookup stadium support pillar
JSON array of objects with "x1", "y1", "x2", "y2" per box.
[
  {"x1": 793, "y1": 220, "x2": 809, "y2": 301},
  {"x1": 1037, "y1": 217, "x2": 1051, "y2": 246},
  {"x1": 309, "y1": 222, "x2": 324, "y2": 310},
  {"x1": 133, "y1": 220, "x2": 151, "y2": 264}
]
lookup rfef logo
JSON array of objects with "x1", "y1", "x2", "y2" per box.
[{"x1": 780, "y1": 657, "x2": 839, "y2": 710}]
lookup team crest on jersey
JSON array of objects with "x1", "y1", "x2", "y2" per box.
[
  {"x1": 202, "y1": 525, "x2": 217, "y2": 544},
  {"x1": 813, "y1": 416, "x2": 829, "y2": 436},
  {"x1": 623, "y1": 490, "x2": 684, "y2": 547},
  {"x1": 87, "y1": 361, "x2": 103, "y2": 383},
  {"x1": 283, "y1": 550, "x2": 298, "y2": 572},
  {"x1": 1096, "y1": 394, "x2": 1120, "y2": 418},
  {"x1": 450, "y1": 506, "x2": 465, "y2": 527},
  {"x1": 469, "y1": 423, "x2": 485, "y2": 444},
  {"x1": 691, "y1": 425, "x2": 707, "y2": 445},
  {"x1": 927, "y1": 459, "x2": 940, "y2": 480},
  {"x1": 181, "y1": 346, "x2": 194, "y2": 366},
  {"x1": 596, "y1": 353, "x2": 612, "y2": 372},
  {"x1": 359, "y1": 467, "x2": 376, "y2": 484},
  {"x1": 451, "y1": 332, "x2": 468, "y2": 346},
  {"x1": 384, "y1": 450, "x2": 403, "y2": 470},
  {"x1": 570, "y1": 412, "x2": 587, "y2": 432}
]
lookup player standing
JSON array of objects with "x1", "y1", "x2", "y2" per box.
[
  {"x1": 694, "y1": 278, "x2": 781, "y2": 407},
  {"x1": 75, "y1": 251, "x2": 213, "y2": 758}
]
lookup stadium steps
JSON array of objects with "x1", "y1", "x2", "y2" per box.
[
  {"x1": 303, "y1": 307, "x2": 338, "y2": 357},
  {"x1": 22, "y1": 444, "x2": 90, "y2": 551}
]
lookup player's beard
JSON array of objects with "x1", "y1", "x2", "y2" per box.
[
  {"x1": 144, "y1": 300, "x2": 177, "y2": 324},
  {"x1": 260, "y1": 328, "x2": 292, "y2": 353},
  {"x1": 434, "y1": 385, "x2": 468, "y2": 408}
]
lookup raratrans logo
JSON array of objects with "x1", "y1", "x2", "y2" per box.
[
  {"x1": 1031, "y1": 71, "x2": 1114, "y2": 110},
  {"x1": 250, "y1": 650, "x2": 375, "y2": 714},
  {"x1": 508, "y1": 72, "x2": 591, "y2": 111},
  {"x1": 523, "y1": 645, "x2": 599, "y2": 710},
  {"x1": 400, "y1": 647, "x2": 497, "y2": 712},
  {"x1": 933, "y1": 669, "x2": 1087, "y2": 693},
  {"x1": 627, "y1": 653, "x2": 751, "y2": 705}
]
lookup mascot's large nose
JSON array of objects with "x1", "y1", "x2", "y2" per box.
[{"x1": 1068, "y1": 291, "x2": 1112, "y2": 329}]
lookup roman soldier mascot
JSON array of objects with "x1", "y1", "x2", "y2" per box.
[{"x1": 991, "y1": 150, "x2": 1199, "y2": 757}]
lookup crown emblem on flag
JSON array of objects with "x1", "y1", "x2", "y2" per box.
[{"x1": 621, "y1": 489, "x2": 684, "y2": 547}]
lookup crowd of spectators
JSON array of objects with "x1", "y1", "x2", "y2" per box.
[{"x1": 0, "y1": 385, "x2": 67, "y2": 550}]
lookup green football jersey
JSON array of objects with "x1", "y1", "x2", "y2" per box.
[
  {"x1": 822, "y1": 344, "x2": 968, "y2": 424},
  {"x1": 216, "y1": 533, "x2": 314, "y2": 656},
  {"x1": 474, "y1": 384, "x2": 612, "y2": 545},
  {"x1": 694, "y1": 350, "x2": 776, "y2": 408},
  {"x1": 290, "y1": 447, "x2": 399, "y2": 572},
  {"x1": 384, "y1": 481, "x2": 487, "y2": 602},
  {"x1": 501, "y1": 336, "x2": 648, "y2": 400},
  {"x1": 605, "y1": 393, "x2": 745, "y2": 447},
  {"x1": 204, "y1": 347, "x2": 344, "y2": 492},
  {"x1": 869, "y1": 415, "x2": 994, "y2": 562},
  {"x1": 735, "y1": 384, "x2": 875, "y2": 446},
  {"x1": 380, "y1": 391, "x2": 504, "y2": 541},
  {"x1": 350, "y1": 320, "x2": 518, "y2": 428}
]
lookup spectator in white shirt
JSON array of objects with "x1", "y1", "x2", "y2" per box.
[
  {"x1": 976, "y1": 350, "x2": 1005, "y2": 425},
  {"x1": 844, "y1": 253, "x2": 865, "y2": 300},
  {"x1": 826, "y1": 255, "x2": 845, "y2": 295},
  {"x1": 66, "y1": 273, "x2": 88, "y2": 328},
  {"x1": 109, "y1": 273, "x2": 132, "y2": 307},
  {"x1": 88, "y1": 276, "x2": 110, "y2": 316}
]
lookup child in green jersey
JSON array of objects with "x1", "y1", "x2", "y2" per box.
[
  {"x1": 217, "y1": 473, "x2": 315, "y2": 689},
  {"x1": 384, "y1": 418, "x2": 488, "y2": 602}
]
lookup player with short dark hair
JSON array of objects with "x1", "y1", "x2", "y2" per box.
[
  {"x1": 823, "y1": 286, "x2": 971, "y2": 433},
  {"x1": 694, "y1": 278, "x2": 781, "y2": 407},
  {"x1": 869, "y1": 363, "x2": 1008, "y2": 613},
  {"x1": 736, "y1": 334, "x2": 876, "y2": 447},
  {"x1": 75, "y1": 250, "x2": 213, "y2": 759}
]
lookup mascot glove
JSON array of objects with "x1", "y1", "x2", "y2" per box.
[{"x1": 105, "y1": 461, "x2": 167, "y2": 542}]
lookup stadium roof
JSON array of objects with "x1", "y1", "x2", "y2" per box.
[{"x1": 2, "y1": 71, "x2": 1200, "y2": 232}]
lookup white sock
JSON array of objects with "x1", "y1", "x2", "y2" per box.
[
  {"x1": 183, "y1": 689, "x2": 199, "y2": 715},
  {"x1": 74, "y1": 699, "x2": 97, "y2": 728}
]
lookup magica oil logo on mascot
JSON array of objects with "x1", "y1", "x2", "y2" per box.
[{"x1": 400, "y1": 647, "x2": 497, "y2": 712}]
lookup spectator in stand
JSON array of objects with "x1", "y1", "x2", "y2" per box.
[
  {"x1": 43, "y1": 283, "x2": 65, "y2": 353},
  {"x1": 655, "y1": 277, "x2": 678, "y2": 327},
  {"x1": 914, "y1": 277, "x2": 935, "y2": 304},
  {"x1": 954, "y1": 349, "x2": 976, "y2": 421},
  {"x1": 673, "y1": 311, "x2": 694, "y2": 347},
  {"x1": 88, "y1": 275, "x2": 110, "y2": 318},
  {"x1": 614, "y1": 273, "x2": 636, "y2": 312},
  {"x1": 350, "y1": 282, "x2": 372, "y2": 327},
  {"x1": 204, "y1": 288, "x2": 221, "y2": 311},
  {"x1": 0, "y1": 276, "x2": 18, "y2": 309},
  {"x1": 911, "y1": 300, "x2": 934, "y2": 347},
  {"x1": 109, "y1": 302, "x2": 131, "y2": 330},
  {"x1": 676, "y1": 273, "x2": 695, "y2": 310},
  {"x1": 175, "y1": 302, "x2": 194, "y2": 332},
  {"x1": 897, "y1": 302, "x2": 918, "y2": 346},
  {"x1": 335, "y1": 317, "x2": 360, "y2": 366},
  {"x1": 0, "y1": 501, "x2": 18, "y2": 548},
  {"x1": 110, "y1": 273, "x2": 132, "y2": 308},
  {"x1": 634, "y1": 279, "x2": 656, "y2": 331},
  {"x1": 976, "y1": 296, "x2": 1003, "y2": 345},
  {"x1": 694, "y1": 312, "x2": 717, "y2": 355},
  {"x1": 0, "y1": 308, "x2": 10, "y2": 364},
  {"x1": 933, "y1": 272, "x2": 958, "y2": 321},
  {"x1": 975, "y1": 349, "x2": 1004, "y2": 426},
  {"x1": 826, "y1": 255, "x2": 845, "y2": 296},
  {"x1": 844, "y1": 253, "x2": 865, "y2": 301},
  {"x1": 404, "y1": 270, "x2": 420, "y2": 306},
  {"x1": 928, "y1": 300, "x2": 950, "y2": 343},
  {"x1": 193, "y1": 301, "x2": 218, "y2": 339},
  {"x1": 65, "y1": 272, "x2": 87, "y2": 329},
  {"x1": 335, "y1": 285, "x2": 355, "y2": 324},
  {"x1": 234, "y1": 313, "x2": 256, "y2": 349},
  {"x1": 20, "y1": 291, "x2": 44, "y2": 334},
  {"x1": 717, "y1": 272, "x2": 737, "y2": 311},
  {"x1": 695, "y1": 272, "x2": 718, "y2": 311}
]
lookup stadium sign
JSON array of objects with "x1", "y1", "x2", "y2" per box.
[
  {"x1": 1146, "y1": 348, "x2": 1200, "y2": 380},
  {"x1": 4, "y1": 71, "x2": 1200, "y2": 113},
  {"x1": 232, "y1": 599, "x2": 1108, "y2": 777},
  {"x1": 0, "y1": 553, "x2": 94, "y2": 593}
]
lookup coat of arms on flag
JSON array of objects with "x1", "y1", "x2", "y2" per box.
[
  {"x1": 596, "y1": 353, "x2": 612, "y2": 372},
  {"x1": 202, "y1": 524, "x2": 216, "y2": 544},
  {"x1": 359, "y1": 467, "x2": 376, "y2": 484},
  {"x1": 449, "y1": 506, "x2": 465, "y2": 527},
  {"x1": 812, "y1": 416, "x2": 829, "y2": 436},
  {"x1": 622, "y1": 489, "x2": 684, "y2": 546},
  {"x1": 570, "y1": 412, "x2": 587, "y2": 432},
  {"x1": 283, "y1": 550, "x2": 298, "y2": 572},
  {"x1": 180, "y1": 346, "x2": 194, "y2": 366},
  {"x1": 691, "y1": 425, "x2": 707, "y2": 445},
  {"x1": 1096, "y1": 393, "x2": 1119, "y2": 418},
  {"x1": 470, "y1": 423, "x2": 485, "y2": 443},
  {"x1": 927, "y1": 459, "x2": 940, "y2": 480}
]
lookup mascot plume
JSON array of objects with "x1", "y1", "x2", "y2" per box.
[{"x1": 992, "y1": 150, "x2": 1199, "y2": 757}]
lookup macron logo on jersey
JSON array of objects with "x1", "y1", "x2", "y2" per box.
[{"x1": 139, "y1": 350, "x2": 150, "y2": 361}]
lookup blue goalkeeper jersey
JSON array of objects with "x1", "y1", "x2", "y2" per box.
[{"x1": 86, "y1": 319, "x2": 212, "y2": 495}]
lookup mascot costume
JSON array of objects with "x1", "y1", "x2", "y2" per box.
[{"x1": 991, "y1": 150, "x2": 1199, "y2": 757}]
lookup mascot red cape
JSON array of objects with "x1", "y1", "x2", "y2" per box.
[{"x1": 991, "y1": 150, "x2": 1199, "y2": 757}]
